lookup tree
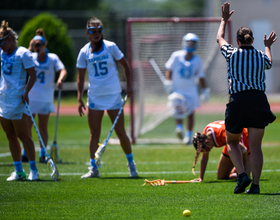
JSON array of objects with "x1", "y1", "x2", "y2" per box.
[{"x1": 18, "y1": 13, "x2": 76, "y2": 82}]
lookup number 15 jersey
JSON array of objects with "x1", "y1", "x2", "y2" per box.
[{"x1": 76, "y1": 40, "x2": 124, "y2": 96}]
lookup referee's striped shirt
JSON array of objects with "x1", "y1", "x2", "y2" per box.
[{"x1": 221, "y1": 44, "x2": 272, "y2": 94}]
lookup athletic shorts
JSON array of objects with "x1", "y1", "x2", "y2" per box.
[
  {"x1": 225, "y1": 90, "x2": 276, "y2": 134},
  {"x1": 29, "y1": 101, "x2": 55, "y2": 115},
  {"x1": 87, "y1": 93, "x2": 123, "y2": 110},
  {"x1": 0, "y1": 93, "x2": 28, "y2": 120}
]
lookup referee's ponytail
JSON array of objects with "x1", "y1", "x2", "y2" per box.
[{"x1": 237, "y1": 27, "x2": 253, "y2": 44}]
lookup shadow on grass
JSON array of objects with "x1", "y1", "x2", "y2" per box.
[{"x1": 260, "y1": 193, "x2": 280, "y2": 195}]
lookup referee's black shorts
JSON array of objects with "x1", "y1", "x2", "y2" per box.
[{"x1": 225, "y1": 90, "x2": 276, "y2": 134}]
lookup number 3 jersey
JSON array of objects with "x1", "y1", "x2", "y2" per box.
[
  {"x1": 28, "y1": 52, "x2": 65, "y2": 103},
  {"x1": 0, "y1": 47, "x2": 35, "y2": 98},
  {"x1": 76, "y1": 40, "x2": 124, "y2": 96}
]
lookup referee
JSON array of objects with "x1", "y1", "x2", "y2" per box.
[{"x1": 216, "y1": 2, "x2": 277, "y2": 194}]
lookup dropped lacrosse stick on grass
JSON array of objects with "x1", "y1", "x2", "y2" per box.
[
  {"x1": 94, "y1": 95, "x2": 128, "y2": 168},
  {"x1": 49, "y1": 89, "x2": 63, "y2": 163},
  {"x1": 143, "y1": 179, "x2": 200, "y2": 186},
  {"x1": 25, "y1": 101, "x2": 60, "y2": 181}
]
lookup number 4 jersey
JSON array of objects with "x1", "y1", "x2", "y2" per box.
[
  {"x1": 76, "y1": 40, "x2": 124, "y2": 96},
  {"x1": 29, "y1": 52, "x2": 65, "y2": 103}
]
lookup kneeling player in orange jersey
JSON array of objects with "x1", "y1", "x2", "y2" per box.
[{"x1": 191, "y1": 120, "x2": 250, "y2": 182}]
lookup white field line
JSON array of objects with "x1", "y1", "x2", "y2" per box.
[
  {"x1": 1, "y1": 169, "x2": 280, "y2": 177},
  {"x1": 1, "y1": 142, "x2": 279, "y2": 158}
]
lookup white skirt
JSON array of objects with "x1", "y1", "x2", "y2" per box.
[
  {"x1": 29, "y1": 101, "x2": 55, "y2": 115},
  {"x1": 87, "y1": 93, "x2": 123, "y2": 110},
  {"x1": 0, "y1": 93, "x2": 29, "y2": 120}
]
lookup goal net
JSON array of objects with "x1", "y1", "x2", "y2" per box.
[{"x1": 126, "y1": 17, "x2": 232, "y2": 144}]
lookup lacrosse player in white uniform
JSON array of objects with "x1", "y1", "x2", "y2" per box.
[
  {"x1": 76, "y1": 16, "x2": 138, "y2": 178},
  {"x1": 165, "y1": 33, "x2": 209, "y2": 144},
  {"x1": 21, "y1": 29, "x2": 67, "y2": 163},
  {"x1": 0, "y1": 20, "x2": 39, "y2": 181}
]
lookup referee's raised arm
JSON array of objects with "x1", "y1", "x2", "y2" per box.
[
  {"x1": 264, "y1": 30, "x2": 277, "y2": 63},
  {"x1": 216, "y1": 2, "x2": 234, "y2": 47}
]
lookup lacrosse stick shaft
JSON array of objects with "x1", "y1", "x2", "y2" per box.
[
  {"x1": 25, "y1": 101, "x2": 59, "y2": 180},
  {"x1": 149, "y1": 58, "x2": 166, "y2": 84},
  {"x1": 53, "y1": 89, "x2": 61, "y2": 142},
  {"x1": 25, "y1": 101, "x2": 50, "y2": 158},
  {"x1": 105, "y1": 95, "x2": 127, "y2": 145},
  {"x1": 164, "y1": 180, "x2": 194, "y2": 184},
  {"x1": 95, "y1": 95, "x2": 128, "y2": 164}
]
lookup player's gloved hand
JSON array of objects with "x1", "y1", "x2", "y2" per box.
[
  {"x1": 200, "y1": 88, "x2": 210, "y2": 102},
  {"x1": 163, "y1": 80, "x2": 173, "y2": 94}
]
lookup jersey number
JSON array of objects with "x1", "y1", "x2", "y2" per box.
[
  {"x1": 179, "y1": 67, "x2": 192, "y2": 79},
  {"x1": 1, "y1": 61, "x2": 13, "y2": 75},
  {"x1": 37, "y1": 71, "x2": 45, "y2": 83},
  {"x1": 93, "y1": 61, "x2": 108, "y2": 77}
]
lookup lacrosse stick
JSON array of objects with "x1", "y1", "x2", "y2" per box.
[
  {"x1": 143, "y1": 179, "x2": 199, "y2": 186},
  {"x1": 148, "y1": 57, "x2": 166, "y2": 84},
  {"x1": 94, "y1": 95, "x2": 128, "y2": 168},
  {"x1": 49, "y1": 89, "x2": 62, "y2": 163},
  {"x1": 25, "y1": 101, "x2": 59, "y2": 181},
  {"x1": 148, "y1": 57, "x2": 173, "y2": 94}
]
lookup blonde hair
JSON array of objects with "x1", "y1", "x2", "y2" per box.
[{"x1": 0, "y1": 20, "x2": 17, "y2": 41}]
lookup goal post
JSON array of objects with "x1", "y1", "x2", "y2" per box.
[{"x1": 126, "y1": 17, "x2": 232, "y2": 144}]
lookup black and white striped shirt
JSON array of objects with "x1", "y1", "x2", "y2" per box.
[{"x1": 221, "y1": 44, "x2": 272, "y2": 94}]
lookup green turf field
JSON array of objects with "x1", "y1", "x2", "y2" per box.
[{"x1": 1, "y1": 113, "x2": 280, "y2": 219}]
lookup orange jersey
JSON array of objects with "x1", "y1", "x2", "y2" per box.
[{"x1": 203, "y1": 121, "x2": 249, "y2": 155}]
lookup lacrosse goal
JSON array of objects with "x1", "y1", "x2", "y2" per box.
[{"x1": 126, "y1": 17, "x2": 232, "y2": 144}]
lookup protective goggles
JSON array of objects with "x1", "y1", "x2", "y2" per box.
[
  {"x1": 35, "y1": 41, "x2": 45, "y2": 47},
  {"x1": 0, "y1": 31, "x2": 12, "y2": 46},
  {"x1": 87, "y1": 26, "x2": 103, "y2": 34}
]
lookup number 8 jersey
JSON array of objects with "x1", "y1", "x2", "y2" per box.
[{"x1": 76, "y1": 40, "x2": 123, "y2": 96}]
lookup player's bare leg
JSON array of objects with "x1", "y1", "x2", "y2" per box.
[
  {"x1": 217, "y1": 154, "x2": 234, "y2": 179},
  {"x1": 247, "y1": 127, "x2": 264, "y2": 185},
  {"x1": 107, "y1": 110, "x2": 131, "y2": 154},
  {"x1": 108, "y1": 109, "x2": 138, "y2": 177},
  {"x1": 88, "y1": 109, "x2": 103, "y2": 159}
]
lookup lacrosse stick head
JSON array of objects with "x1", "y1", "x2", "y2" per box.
[
  {"x1": 50, "y1": 143, "x2": 63, "y2": 163},
  {"x1": 94, "y1": 143, "x2": 106, "y2": 168},
  {"x1": 167, "y1": 92, "x2": 192, "y2": 119},
  {"x1": 47, "y1": 158, "x2": 59, "y2": 181},
  {"x1": 143, "y1": 179, "x2": 166, "y2": 186}
]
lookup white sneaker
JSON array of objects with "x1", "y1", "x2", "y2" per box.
[
  {"x1": 81, "y1": 167, "x2": 100, "y2": 178},
  {"x1": 176, "y1": 127, "x2": 184, "y2": 140},
  {"x1": 28, "y1": 170, "x2": 39, "y2": 181},
  {"x1": 183, "y1": 136, "x2": 192, "y2": 145},
  {"x1": 7, "y1": 170, "x2": 26, "y2": 181},
  {"x1": 127, "y1": 161, "x2": 138, "y2": 177}
]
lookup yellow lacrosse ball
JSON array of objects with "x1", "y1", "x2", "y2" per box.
[{"x1": 183, "y1": 209, "x2": 191, "y2": 217}]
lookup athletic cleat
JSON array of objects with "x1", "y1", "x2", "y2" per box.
[
  {"x1": 176, "y1": 127, "x2": 184, "y2": 140},
  {"x1": 229, "y1": 172, "x2": 237, "y2": 180},
  {"x1": 234, "y1": 172, "x2": 252, "y2": 194},
  {"x1": 6, "y1": 170, "x2": 26, "y2": 181},
  {"x1": 127, "y1": 161, "x2": 138, "y2": 177},
  {"x1": 183, "y1": 136, "x2": 192, "y2": 145},
  {"x1": 81, "y1": 167, "x2": 100, "y2": 178},
  {"x1": 246, "y1": 183, "x2": 260, "y2": 194},
  {"x1": 40, "y1": 156, "x2": 47, "y2": 163},
  {"x1": 27, "y1": 170, "x2": 39, "y2": 181},
  {"x1": 21, "y1": 155, "x2": 29, "y2": 163},
  {"x1": 231, "y1": 167, "x2": 237, "y2": 174},
  {"x1": 229, "y1": 167, "x2": 237, "y2": 179}
]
